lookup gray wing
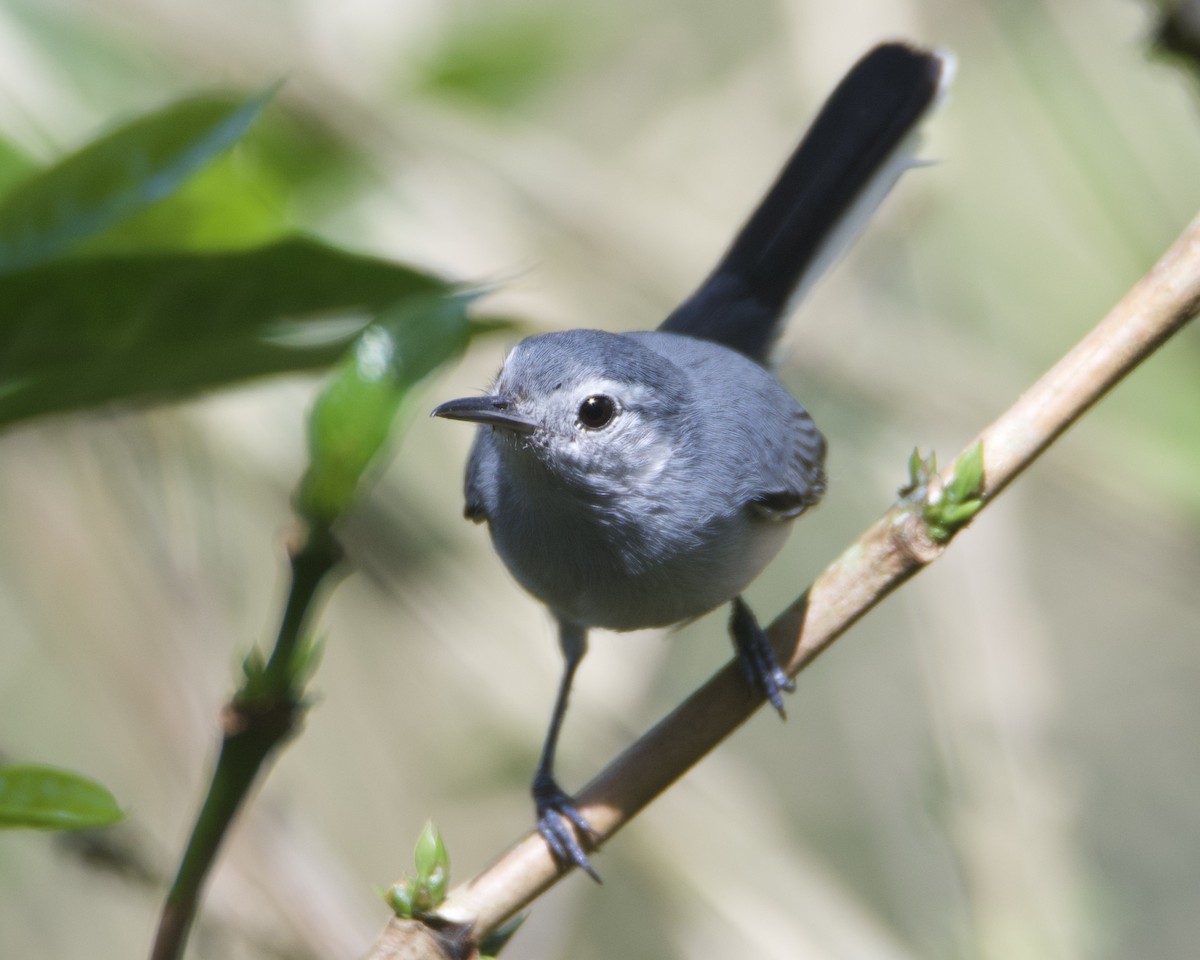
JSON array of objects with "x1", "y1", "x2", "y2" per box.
[
  {"x1": 748, "y1": 405, "x2": 826, "y2": 520},
  {"x1": 631, "y1": 330, "x2": 828, "y2": 520},
  {"x1": 463, "y1": 428, "x2": 495, "y2": 524}
]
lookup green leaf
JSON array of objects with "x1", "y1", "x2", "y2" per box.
[
  {"x1": 240, "y1": 646, "x2": 268, "y2": 699},
  {"x1": 74, "y1": 147, "x2": 285, "y2": 255},
  {"x1": 411, "y1": 820, "x2": 450, "y2": 912},
  {"x1": 907, "y1": 447, "x2": 923, "y2": 488},
  {"x1": 0, "y1": 138, "x2": 35, "y2": 198},
  {"x1": 946, "y1": 441, "x2": 985, "y2": 505},
  {"x1": 297, "y1": 293, "x2": 501, "y2": 524},
  {"x1": 413, "y1": 820, "x2": 449, "y2": 880},
  {"x1": 289, "y1": 632, "x2": 326, "y2": 690},
  {"x1": 385, "y1": 821, "x2": 452, "y2": 918},
  {"x1": 0, "y1": 236, "x2": 448, "y2": 428},
  {"x1": 74, "y1": 106, "x2": 360, "y2": 257},
  {"x1": 0, "y1": 88, "x2": 272, "y2": 273},
  {"x1": 906, "y1": 446, "x2": 937, "y2": 494},
  {"x1": 385, "y1": 882, "x2": 415, "y2": 918},
  {"x1": 0, "y1": 764, "x2": 123, "y2": 831},
  {"x1": 922, "y1": 441, "x2": 986, "y2": 543},
  {"x1": 479, "y1": 913, "x2": 527, "y2": 959},
  {"x1": 416, "y1": 10, "x2": 574, "y2": 109}
]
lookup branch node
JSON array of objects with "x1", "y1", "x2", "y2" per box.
[{"x1": 368, "y1": 917, "x2": 475, "y2": 960}]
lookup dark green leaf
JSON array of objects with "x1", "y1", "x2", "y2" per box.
[
  {"x1": 0, "y1": 138, "x2": 35, "y2": 198},
  {"x1": 0, "y1": 236, "x2": 448, "y2": 427},
  {"x1": 0, "y1": 764, "x2": 123, "y2": 831},
  {"x1": 241, "y1": 646, "x2": 268, "y2": 699},
  {"x1": 0, "y1": 89, "x2": 272, "y2": 273},
  {"x1": 480, "y1": 913, "x2": 527, "y2": 959}
]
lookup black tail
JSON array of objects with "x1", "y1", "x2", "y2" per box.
[{"x1": 658, "y1": 42, "x2": 952, "y2": 364}]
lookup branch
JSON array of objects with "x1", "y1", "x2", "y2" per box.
[
  {"x1": 151, "y1": 525, "x2": 342, "y2": 960},
  {"x1": 364, "y1": 210, "x2": 1200, "y2": 959}
]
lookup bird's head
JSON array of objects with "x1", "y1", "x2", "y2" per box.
[{"x1": 433, "y1": 329, "x2": 690, "y2": 492}]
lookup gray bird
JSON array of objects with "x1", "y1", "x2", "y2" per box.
[{"x1": 433, "y1": 42, "x2": 953, "y2": 879}]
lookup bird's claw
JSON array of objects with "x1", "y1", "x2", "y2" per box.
[
  {"x1": 533, "y1": 773, "x2": 601, "y2": 882},
  {"x1": 730, "y1": 597, "x2": 795, "y2": 718}
]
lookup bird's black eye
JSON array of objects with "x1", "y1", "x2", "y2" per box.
[{"x1": 577, "y1": 395, "x2": 617, "y2": 429}]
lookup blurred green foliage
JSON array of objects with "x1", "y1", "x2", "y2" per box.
[
  {"x1": 0, "y1": 53, "x2": 499, "y2": 920},
  {"x1": 415, "y1": 8, "x2": 578, "y2": 110},
  {"x1": 0, "y1": 86, "x2": 480, "y2": 430},
  {"x1": 299, "y1": 293, "x2": 510, "y2": 525},
  {"x1": 0, "y1": 91, "x2": 272, "y2": 272},
  {"x1": 0, "y1": 140, "x2": 35, "y2": 197},
  {"x1": 0, "y1": 765, "x2": 123, "y2": 831},
  {"x1": 0, "y1": 238, "x2": 450, "y2": 426}
]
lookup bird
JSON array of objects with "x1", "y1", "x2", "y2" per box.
[{"x1": 432, "y1": 41, "x2": 953, "y2": 879}]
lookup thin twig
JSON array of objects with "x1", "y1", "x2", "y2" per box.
[
  {"x1": 150, "y1": 526, "x2": 342, "y2": 960},
  {"x1": 364, "y1": 209, "x2": 1200, "y2": 959}
]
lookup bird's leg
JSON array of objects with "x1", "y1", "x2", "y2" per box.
[
  {"x1": 729, "y1": 596, "x2": 794, "y2": 719},
  {"x1": 531, "y1": 620, "x2": 600, "y2": 881}
]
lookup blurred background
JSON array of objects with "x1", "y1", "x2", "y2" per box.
[{"x1": 1, "y1": 0, "x2": 1198, "y2": 958}]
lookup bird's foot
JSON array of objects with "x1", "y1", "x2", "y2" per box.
[
  {"x1": 532, "y1": 772, "x2": 600, "y2": 882},
  {"x1": 730, "y1": 597, "x2": 794, "y2": 719}
]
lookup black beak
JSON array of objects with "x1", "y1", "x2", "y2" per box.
[{"x1": 431, "y1": 395, "x2": 538, "y2": 435}]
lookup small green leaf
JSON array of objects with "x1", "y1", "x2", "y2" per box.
[
  {"x1": 946, "y1": 441, "x2": 984, "y2": 504},
  {"x1": 922, "y1": 441, "x2": 986, "y2": 543},
  {"x1": 0, "y1": 764, "x2": 123, "y2": 831},
  {"x1": 240, "y1": 646, "x2": 268, "y2": 699},
  {"x1": 412, "y1": 820, "x2": 450, "y2": 908},
  {"x1": 905, "y1": 447, "x2": 937, "y2": 496},
  {"x1": 385, "y1": 881, "x2": 415, "y2": 918},
  {"x1": 297, "y1": 293, "x2": 504, "y2": 524},
  {"x1": 941, "y1": 501, "x2": 982, "y2": 525},
  {"x1": 479, "y1": 913, "x2": 527, "y2": 959},
  {"x1": 0, "y1": 88, "x2": 273, "y2": 273},
  {"x1": 907, "y1": 447, "x2": 923, "y2": 488},
  {"x1": 385, "y1": 821, "x2": 452, "y2": 918},
  {"x1": 413, "y1": 820, "x2": 442, "y2": 877},
  {"x1": 289, "y1": 633, "x2": 326, "y2": 690},
  {"x1": 242, "y1": 645, "x2": 267, "y2": 680}
]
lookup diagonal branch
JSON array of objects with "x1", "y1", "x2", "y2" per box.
[{"x1": 364, "y1": 209, "x2": 1200, "y2": 960}]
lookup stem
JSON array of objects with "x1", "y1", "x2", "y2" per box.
[
  {"x1": 363, "y1": 210, "x2": 1200, "y2": 959},
  {"x1": 263, "y1": 524, "x2": 341, "y2": 695},
  {"x1": 150, "y1": 525, "x2": 341, "y2": 960}
]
